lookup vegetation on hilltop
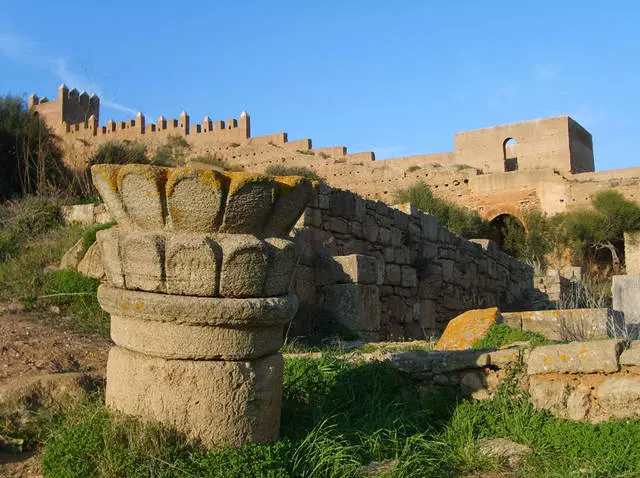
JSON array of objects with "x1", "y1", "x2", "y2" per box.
[
  {"x1": 265, "y1": 164, "x2": 322, "y2": 181},
  {"x1": 393, "y1": 181, "x2": 490, "y2": 238}
]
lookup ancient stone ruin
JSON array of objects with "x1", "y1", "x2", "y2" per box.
[{"x1": 91, "y1": 164, "x2": 313, "y2": 448}]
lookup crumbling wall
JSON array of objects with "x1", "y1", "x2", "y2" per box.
[{"x1": 292, "y1": 185, "x2": 534, "y2": 340}]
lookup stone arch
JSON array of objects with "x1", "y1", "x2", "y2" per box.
[
  {"x1": 503, "y1": 137, "x2": 518, "y2": 172},
  {"x1": 488, "y1": 212, "x2": 526, "y2": 257}
]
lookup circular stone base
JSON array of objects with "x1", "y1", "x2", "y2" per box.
[{"x1": 106, "y1": 346, "x2": 283, "y2": 448}]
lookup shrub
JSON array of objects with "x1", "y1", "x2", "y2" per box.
[
  {"x1": 393, "y1": 181, "x2": 490, "y2": 238},
  {"x1": 88, "y1": 140, "x2": 149, "y2": 166},
  {"x1": 191, "y1": 154, "x2": 244, "y2": 172},
  {"x1": 406, "y1": 165, "x2": 421, "y2": 173},
  {"x1": 265, "y1": 165, "x2": 321, "y2": 181},
  {"x1": 0, "y1": 95, "x2": 68, "y2": 199},
  {"x1": 0, "y1": 196, "x2": 62, "y2": 261},
  {"x1": 152, "y1": 135, "x2": 191, "y2": 166}
]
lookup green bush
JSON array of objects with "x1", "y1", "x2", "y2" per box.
[
  {"x1": 89, "y1": 140, "x2": 149, "y2": 166},
  {"x1": 0, "y1": 196, "x2": 62, "y2": 261},
  {"x1": 152, "y1": 135, "x2": 191, "y2": 167},
  {"x1": 472, "y1": 324, "x2": 548, "y2": 350},
  {"x1": 0, "y1": 95, "x2": 68, "y2": 199},
  {"x1": 191, "y1": 154, "x2": 244, "y2": 171},
  {"x1": 393, "y1": 181, "x2": 490, "y2": 238},
  {"x1": 265, "y1": 165, "x2": 321, "y2": 181}
]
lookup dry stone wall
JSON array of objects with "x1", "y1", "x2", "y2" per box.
[{"x1": 292, "y1": 184, "x2": 534, "y2": 340}]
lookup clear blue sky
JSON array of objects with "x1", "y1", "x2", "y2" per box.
[{"x1": 1, "y1": 1, "x2": 638, "y2": 170}]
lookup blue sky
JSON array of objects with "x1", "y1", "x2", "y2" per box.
[{"x1": 1, "y1": 1, "x2": 638, "y2": 170}]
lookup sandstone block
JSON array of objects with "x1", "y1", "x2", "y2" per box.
[
  {"x1": 77, "y1": 241, "x2": 105, "y2": 280},
  {"x1": 566, "y1": 388, "x2": 590, "y2": 421},
  {"x1": 529, "y1": 376, "x2": 568, "y2": 412},
  {"x1": 390, "y1": 349, "x2": 490, "y2": 377},
  {"x1": 434, "y1": 307, "x2": 501, "y2": 351},
  {"x1": 385, "y1": 264, "x2": 401, "y2": 286},
  {"x1": 166, "y1": 168, "x2": 226, "y2": 232},
  {"x1": 333, "y1": 254, "x2": 383, "y2": 285},
  {"x1": 165, "y1": 235, "x2": 220, "y2": 296},
  {"x1": 59, "y1": 238, "x2": 85, "y2": 270},
  {"x1": 420, "y1": 214, "x2": 438, "y2": 241},
  {"x1": 91, "y1": 164, "x2": 131, "y2": 228},
  {"x1": 527, "y1": 340, "x2": 622, "y2": 375},
  {"x1": 620, "y1": 341, "x2": 640, "y2": 366},
  {"x1": 106, "y1": 347, "x2": 283, "y2": 448},
  {"x1": 613, "y1": 275, "x2": 640, "y2": 325},
  {"x1": 219, "y1": 235, "x2": 268, "y2": 297},
  {"x1": 220, "y1": 173, "x2": 274, "y2": 234},
  {"x1": 597, "y1": 376, "x2": 640, "y2": 419}
]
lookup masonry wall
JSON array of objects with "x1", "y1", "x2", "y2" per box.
[{"x1": 292, "y1": 184, "x2": 534, "y2": 340}]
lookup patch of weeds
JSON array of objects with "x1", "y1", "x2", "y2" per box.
[
  {"x1": 296, "y1": 149, "x2": 315, "y2": 155},
  {"x1": 192, "y1": 154, "x2": 244, "y2": 172},
  {"x1": 81, "y1": 221, "x2": 116, "y2": 254},
  {"x1": 264, "y1": 165, "x2": 321, "y2": 181},
  {"x1": 406, "y1": 165, "x2": 421, "y2": 173},
  {"x1": 473, "y1": 324, "x2": 548, "y2": 350},
  {"x1": 454, "y1": 164, "x2": 474, "y2": 171}
]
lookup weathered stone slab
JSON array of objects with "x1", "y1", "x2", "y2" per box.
[
  {"x1": 59, "y1": 238, "x2": 85, "y2": 270},
  {"x1": 434, "y1": 307, "x2": 501, "y2": 351},
  {"x1": 624, "y1": 232, "x2": 640, "y2": 276},
  {"x1": 165, "y1": 235, "x2": 220, "y2": 296},
  {"x1": 319, "y1": 283, "x2": 380, "y2": 333},
  {"x1": 106, "y1": 347, "x2": 283, "y2": 448},
  {"x1": 97, "y1": 228, "x2": 125, "y2": 288},
  {"x1": 220, "y1": 173, "x2": 274, "y2": 234},
  {"x1": 219, "y1": 235, "x2": 268, "y2": 297},
  {"x1": 166, "y1": 168, "x2": 226, "y2": 232},
  {"x1": 527, "y1": 340, "x2": 622, "y2": 375},
  {"x1": 613, "y1": 275, "x2": 640, "y2": 325},
  {"x1": 264, "y1": 177, "x2": 314, "y2": 236},
  {"x1": 121, "y1": 232, "x2": 165, "y2": 293},
  {"x1": 528, "y1": 376, "x2": 569, "y2": 412},
  {"x1": 597, "y1": 376, "x2": 640, "y2": 418},
  {"x1": 505, "y1": 309, "x2": 619, "y2": 341},
  {"x1": 620, "y1": 341, "x2": 640, "y2": 366},
  {"x1": 316, "y1": 254, "x2": 383, "y2": 286},
  {"x1": 77, "y1": 241, "x2": 105, "y2": 280},
  {"x1": 117, "y1": 164, "x2": 167, "y2": 230},
  {"x1": 264, "y1": 238, "x2": 298, "y2": 297},
  {"x1": 390, "y1": 349, "x2": 490, "y2": 378}
]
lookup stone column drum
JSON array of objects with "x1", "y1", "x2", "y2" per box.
[{"x1": 91, "y1": 164, "x2": 313, "y2": 448}]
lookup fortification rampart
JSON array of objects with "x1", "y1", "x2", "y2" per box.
[{"x1": 29, "y1": 85, "x2": 640, "y2": 226}]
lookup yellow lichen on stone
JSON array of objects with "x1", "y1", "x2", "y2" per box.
[
  {"x1": 166, "y1": 167, "x2": 227, "y2": 197},
  {"x1": 434, "y1": 307, "x2": 501, "y2": 351},
  {"x1": 225, "y1": 171, "x2": 272, "y2": 196},
  {"x1": 91, "y1": 164, "x2": 121, "y2": 193},
  {"x1": 274, "y1": 176, "x2": 307, "y2": 197}
]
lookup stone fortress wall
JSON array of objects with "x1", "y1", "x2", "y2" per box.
[{"x1": 30, "y1": 85, "x2": 640, "y2": 228}]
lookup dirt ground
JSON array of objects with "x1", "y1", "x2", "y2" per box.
[{"x1": 0, "y1": 306, "x2": 111, "y2": 478}]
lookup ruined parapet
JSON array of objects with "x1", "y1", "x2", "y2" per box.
[{"x1": 91, "y1": 164, "x2": 313, "y2": 448}]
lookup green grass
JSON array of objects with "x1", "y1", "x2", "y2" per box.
[
  {"x1": 80, "y1": 220, "x2": 116, "y2": 254},
  {"x1": 472, "y1": 324, "x2": 549, "y2": 350},
  {"x1": 6, "y1": 354, "x2": 640, "y2": 477}
]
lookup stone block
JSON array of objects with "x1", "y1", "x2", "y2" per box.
[
  {"x1": 385, "y1": 264, "x2": 401, "y2": 286},
  {"x1": 106, "y1": 347, "x2": 283, "y2": 448},
  {"x1": 420, "y1": 213, "x2": 438, "y2": 241},
  {"x1": 529, "y1": 376, "x2": 568, "y2": 412},
  {"x1": 319, "y1": 283, "x2": 380, "y2": 332},
  {"x1": 378, "y1": 227, "x2": 391, "y2": 245},
  {"x1": 620, "y1": 341, "x2": 640, "y2": 366},
  {"x1": 77, "y1": 241, "x2": 105, "y2": 280},
  {"x1": 165, "y1": 235, "x2": 220, "y2": 296},
  {"x1": 221, "y1": 173, "x2": 274, "y2": 234},
  {"x1": 327, "y1": 217, "x2": 349, "y2": 234},
  {"x1": 59, "y1": 238, "x2": 85, "y2": 270},
  {"x1": 597, "y1": 376, "x2": 640, "y2": 419},
  {"x1": 362, "y1": 215, "x2": 379, "y2": 243},
  {"x1": 527, "y1": 340, "x2": 622, "y2": 375},
  {"x1": 390, "y1": 349, "x2": 490, "y2": 377},
  {"x1": 401, "y1": 266, "x2": 417, "y2": 287},
  {"x1": 613, "y1": 275, "x2": 640, "y2": 325},
  {"x1": 91, "y1": 164, "x2": 131, "y2": 228},
  {"x1": 333, "y1": 254, "x2": 384, "y2": 285},
  {"x1": 501, "y1": 312, "x2": 522, "y2": 329},
  {"x1": 294, "y1": 265, "x2": 316, "y2": 303},
  {"x1": 434, "y1": 307, "x2": 501, "y2": 351},
  {"x1": 219, "y1": 235, "x2": 268, "y2": 297},
  {"x1": 166, "y1": 168, "x2": 226, "y2": 233},
  {"x1": 509, "y1": 309, "x2": 620, "y2": 341}
]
